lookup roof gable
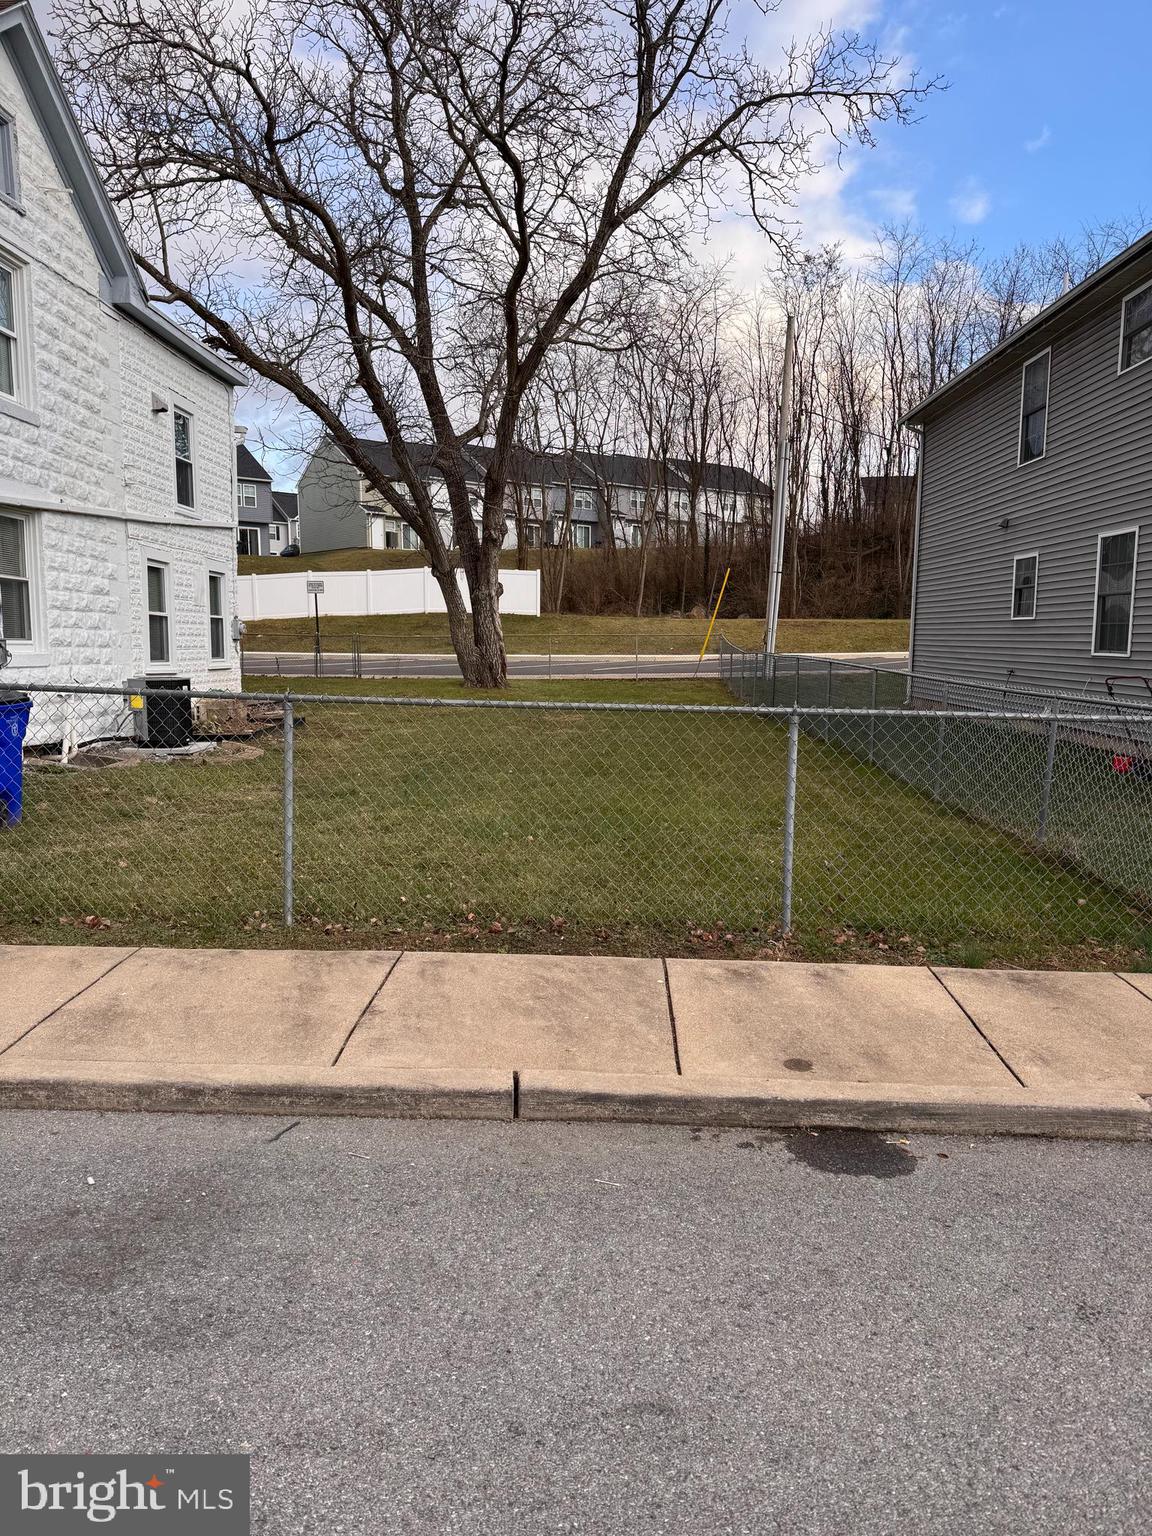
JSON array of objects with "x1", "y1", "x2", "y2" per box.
[{"x1": 0, "y1": 1, "x2": 244, "y2": 387}]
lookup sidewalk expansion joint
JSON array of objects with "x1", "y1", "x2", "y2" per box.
[
  {"x1": 330, "y1": 950, "x2": 405, "y2": 1066},
  {"x1": 0, "y1": 946, "x2": 142, "y2": 1060},
  {"x1": 661, "y1": 958, "x2": 683, "y2": 1075},
  {"x1": 512, "y1": 1070, "x2": 521, "y2": 1119},
  {"x1": 929, "y1": 966, "x2": 1026, "y2": 1087}
]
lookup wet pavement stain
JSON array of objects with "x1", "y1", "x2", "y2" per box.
[
  {"x1": 782, "y1": 1129, "x2": 918, "y2": 1179},
  {"x1": 782, "y1": 1057, "x2": 814, "y2": 1072}
]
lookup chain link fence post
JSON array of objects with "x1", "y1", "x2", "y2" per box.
[
  {"x1": 282, "y1": 699, "x2": 295, "y2": 927},
  {"x1": 1038, "y1": 712, "x2": 1059, "y2": 843},
  {"x1": 781, "y1": 709, "x2": 799, "y2": 932}
]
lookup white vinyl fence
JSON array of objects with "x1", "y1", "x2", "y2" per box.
[{"x1": 236, "y1": 566, "x2": 541, "y2": 621}]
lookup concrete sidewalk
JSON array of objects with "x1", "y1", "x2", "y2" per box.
[{"x1": 2, "y1": 945, "x2": 1151, "y2": 1139}]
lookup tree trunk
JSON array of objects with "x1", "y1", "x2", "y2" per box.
[{"x1": 428, "y1": 552, "x2": 507, "y2": 688}]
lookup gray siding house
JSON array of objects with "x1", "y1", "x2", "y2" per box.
[
  {"x1": 905, "y1": 229, "x2": 1152, "y2": 700},
  {"x1": 235, "y1": 437, "x2": 292, "y2": 556},
  {"x1": 297, "y1": 437, "x2": 769, "y2": 555}
]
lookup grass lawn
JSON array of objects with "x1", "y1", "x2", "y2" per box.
[
  {"x1": 0, "y1": 674, "x2": 1144, "y2": 968},
  {"x1": 242, "y1": 612, "x2": 909, "y2": 656}
]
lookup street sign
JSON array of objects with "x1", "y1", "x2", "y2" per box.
[{"x1": 306, "y1": 579, "x2": 325, "y2": 595}]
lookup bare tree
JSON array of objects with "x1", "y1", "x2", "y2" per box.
[{"x1": 58, "y1": 0, "x2": 926, "y2": 684}]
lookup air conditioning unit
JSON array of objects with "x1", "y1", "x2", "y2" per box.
[{"x1": 123, "y1": 676, "x2": 194, "y2": 748}]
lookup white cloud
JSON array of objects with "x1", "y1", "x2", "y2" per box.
[
  {"x1": 1024, "y1": 125, "x2": 1052, "y2": 153},
  {"x1": 949, "y1": 177, "x2": 991, "y2": 224}
]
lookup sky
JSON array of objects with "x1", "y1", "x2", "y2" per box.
[
  {"x1": 708, "y1": 0, "x2": 1151, "y2": 282},
  {"x1": 29, "y1": 0, "x2": 1151, "y2": 476}
]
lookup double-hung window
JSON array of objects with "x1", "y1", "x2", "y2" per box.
[
  {"x1": 0, "y1": 257, "x2": 20, "y2": 402},
  {"x1": 1120, "y1": 283, "x2": 1152, "y2": 373},
  {"x1": 1018, "y1": 351, "x2": 1050, "y2": 464},
  {"x1": 1011, "y1": 553, "x2": 1038, "y2": 619},
  {"x1": 1093, "y1": 529, "x2": 1138, "y2": 656},
  {"x1": 208, "y1": 571, "x2": 226, "y2": 661},
  {"x1": 0, "y1": 512, "x2": 31, "y2": 642},
  {"x1": 174, "y1": 409, "x2": 195, "y2": 508},
  {"x1": 147, "y1": 562, "x2": 170, "y2": 664}
]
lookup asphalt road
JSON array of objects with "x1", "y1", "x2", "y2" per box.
[
  {"x1": 0, "y1": 1111, "x2": 1148, "y2": 1534},
  {"x1": 242, "y1": 650, "x2": 907, "y2": 681}
]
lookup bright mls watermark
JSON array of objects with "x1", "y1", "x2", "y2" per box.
[{"x1": 0, "y1": 1456, "x2": 249, "y2": 1531}]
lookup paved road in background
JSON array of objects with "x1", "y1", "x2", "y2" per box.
[
  {"x1": 242, "y1": 649, "x2": 908, "y2": 681},
  {"x1": 1, "y1": 1110, "x2": 1147, "y2": 1534}
]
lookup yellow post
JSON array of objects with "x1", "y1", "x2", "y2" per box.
[{"x1": 698, "y1": 566, "x2": 731, "y2": 661}]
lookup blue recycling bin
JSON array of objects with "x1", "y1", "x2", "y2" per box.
[{"x1": 0, "y1": 694, "x2": 32, "y2": 826}]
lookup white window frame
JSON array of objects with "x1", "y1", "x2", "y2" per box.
[
  {"x1": 1118, "y1": 278, "x2": 1152, "y2": 375},
  {"x1": 207, "y1": 569, "x2": 228, "y2": 665},
  {"x1": 1017, "y1": 347, "x2": 1050, "y2": 466},
  {"x1": 173, "y1": 406, "x2": 196, "y2": 510},
  {"x1": 146, "y1": 559, "x2": 172, "y2": 667},
  {"x1": 571, "y1": 522, "x2": 593, "y2": 550},
  {"x1": 0, "y1": 111, "x2": 20, "y2": 208},
  {"x1": 0, "y1": 509, "x2": 41, "y2": 652},
  {"x1": 523, "y1": 521, "x2": 541, "y2": 549},
  {"x1": 237, "y1": 525, "x2": 261, "y2": 557},
  {"x1": 1091, "y1": 525, "x2": 1139, "y2": 658},
  {"x1": 0, "y1": 249, "x2": 29, "y2": 410},
  {"x1": 1010, "y1": 551, "x2": 1039, "y2": 621},
  {"x1": 237, "y1": 481, "x2": 258, "y2": 510}
]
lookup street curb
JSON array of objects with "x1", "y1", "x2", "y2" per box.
[
  {"x1": 516, "y1": 1071, "x2": 1152, "y2": 1141},
  {"x1": 0, "y1": 1060, "x2": 513, "y2": 1121},
  {"x1": 0, "y1": 1061, "x2": 1148, "y2": 1141}
]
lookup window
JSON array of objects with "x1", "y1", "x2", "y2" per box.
[
  {"x1": 208, "y1": 571, "x2": 226, "y2": 661},
  {"x1": 400, "y1": 523, "x2": 421, "y2": 551},
  {"x1": 528, "y1": 486, "x2": 545, "y2": 513},
  {"x1": 0, "y1": 258, "x2": 20, "y2": 401},
  {"x1": 237, "y1": 482, "x2": 257, "y2": 510},
  {"x1": 0, "y1": 512, "x2": 31, "y2": 642},
  {"x1": 1018, "y1": 351, "x2": 1050, "y2": 464},
  {"x1": 523, "y1": 521, "x2": 541, "y2": 549},
  {"x1": 630, "y1": 523, "x2": 643, "y2": 549},
  {"x1": 147, "y1": 562, "x2": 170, "y2": 664},
  {"x1": 1011, "y1": 553, "x2": 1038, "y2": 619},
  {"x1": 174, "y1": 409, "x2": 195, "y2": 508},
  {"x1": 628, "y1": 489, "x2": 645, "y2": 518},
  {"x1": 237, "y1": 526, "x2": 260, "y2": 557},
  {"x1": 1120, "y1": 283, "x2": 1152, "y2": 373},
  {"x1": 0, "y1": 115, "x2": 17, "y2": 204},
  {"x1": 572, "y1": 522, "x2": 593, "y2": 550},
  {"x1": 1093, "y1": 529, "x2": 1138, "y2": 656}
]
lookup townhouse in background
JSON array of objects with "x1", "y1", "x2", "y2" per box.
[
  {"x1": 0, "y1": 0, "x2": 245, "y2": 708},
  {"x1": 905, "y1": 228, "x2": 1152, "y2": 699},
  {"x1": 235, "y1": 435, "x2": 297, "y2": 557},
  {"x1": 297, "y1": 438, "x2": 770, "y2": 556}
]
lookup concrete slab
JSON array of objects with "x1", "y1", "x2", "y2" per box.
[
  {"x1": 0, "y1": 945, "x2": 136, "y2": 1053},
  {"x1": 0, "y1": 1059, "x2": 512, "y2": 1120},
  {"x1": 340, "y1": 952, "x2": 676, "y2": 1073},
  {"x1": 7, "y1": 948, "x2": 398, "y2": 1067},
  {"x1": 937, "y1": 968, "x2": 1152, "y2": 1091},
  {"x1": 517, "y1": 1070, "x2": 1152, "y2": 1141},
  {"x1": 667, "y1": 959, "x2": 1012, "y2": 1086}
]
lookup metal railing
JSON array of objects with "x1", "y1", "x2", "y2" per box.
[{"x1": 2, "y1": 678, "x2": 1150, "y2": 962}]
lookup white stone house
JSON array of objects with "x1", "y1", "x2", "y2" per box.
[{"x1": 0, "y1": 0, "x2": 245, "y2": 739}]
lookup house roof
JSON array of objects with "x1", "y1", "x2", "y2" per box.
[
  {"x1": 271, "y1": 490, "x2": 298, "y2": 522},
  {"x1": 236, "y1": 442, "x2": 273, "y2": 482},
  {"x1": 341, "y1": 438, "x2": 771, "y2": 498},
  {"x1": 902, "y1": 227, "x2": 1152, "y2": 428},
  {"x1": 0, "y1": 1, "x2": 245, "y2": 388}
]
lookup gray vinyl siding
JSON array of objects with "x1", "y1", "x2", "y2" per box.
[
  {"x1": 911, "y1": 272, "x2": 1152, "y2": 699},
  {"x1": 297, "y1": 444, "x2": 366, "y2": 553}
]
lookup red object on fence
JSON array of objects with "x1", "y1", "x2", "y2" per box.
[{"x1": 1113, "y1": 754, "x2": 1135, "y2": 774}]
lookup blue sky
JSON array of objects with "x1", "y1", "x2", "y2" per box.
[{"x1": 734, "y1": 0, "x2": 1151, "y2": 270}]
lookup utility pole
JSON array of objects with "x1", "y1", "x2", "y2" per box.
[{"x1": 764, "y1": 312, "x2": 796, "y2": 660}]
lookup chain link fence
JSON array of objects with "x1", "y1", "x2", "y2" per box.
[{"x1": 1, "y1": 678, "x2": 1150, "y2": 961}]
